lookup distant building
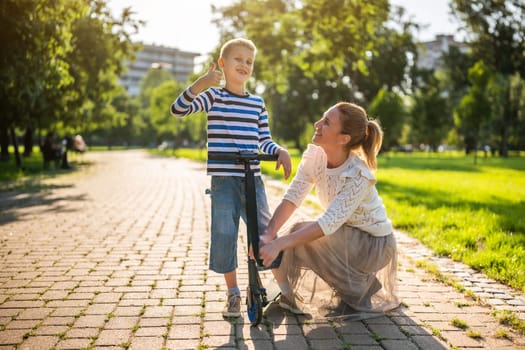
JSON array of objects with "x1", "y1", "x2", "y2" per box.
[
  {"x1": 417, "y1": 34, "x2": 468, "y2": 70},
  {"x1": 120, "y1": 44, "x2": 200, "y2": 96}
]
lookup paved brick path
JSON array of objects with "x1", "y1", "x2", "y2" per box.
[{"x1": 0, "y1": 150, "x2": 524, "y2": 350}]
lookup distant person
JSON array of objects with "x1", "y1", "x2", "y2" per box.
[
  {"x1": 259, "y1": 102, "x2": 399, "y2": 316},
  {"x1": 41, "y1": 132, "x2": 62, "y2": 170},
  {"x1": 60, "y1": 134, "x2": 76, "y2": 169},
  {"x1": 170, "y1": 38, "x2": 292, "y2": 318},
  {"x1": 73, "y1": 135, "x2": 86, "y2": 153}
]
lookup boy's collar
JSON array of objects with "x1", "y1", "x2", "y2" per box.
[{"x1": 222, "y1": 87, "x2": 250, "y2": 97}]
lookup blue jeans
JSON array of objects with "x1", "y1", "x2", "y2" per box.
[{"x1": 209, "y1": 176, "x2": 271, "y2": 273}]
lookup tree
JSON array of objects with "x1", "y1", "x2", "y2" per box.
[
  {"x1": 0, "y1": 0, "x2": 82, "y2": 162},
  {"x1": 368, "y1": 88, "x2": 405, "y2": 151},
  {"x1": 101, "y1": 89, "x2": 139, "y2": 148},
  {"x1": 149, "y1": 80, "x2": 200, "y2": 147},
  {"x1": 0, "y1": 0, "x2": 142, "y2": 166},
  {"x1": 134, "y1": 67, "x2": 176, "y2": 146},
  {"x1": 65, "y1": 1, "x2": 142, "y2": 134},
  {"x1": 212, "y1": 0, "x2": 417, "y2": 146},
  {"x1": 454, "y1": 60, "x2": 492, "y2": 160},
  {"x1": 440, "y1": 45, "x2": 476, "y2": 108},
  {"x1": 410, "y1": 71, "x2": 451, "y2": 151},
  {"x1": 452, "y1": 0, "x2": 525, "y2": 155},
  {"x1": 354, "y1": 5, "x2": 420, "y2": 102}
]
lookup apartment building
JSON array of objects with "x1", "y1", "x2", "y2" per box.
[
  {"x1": 417, "y1": 34, "x2": 468, "y2": 70},
  {"x1": 120, "y1": 43, "x2": 200, "y2": 96}
]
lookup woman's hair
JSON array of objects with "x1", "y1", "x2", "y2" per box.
[
  {"x1": 335, "y1": 102, "x2": 383, "y2": 170},
  {"x1": 220, "y1": 38, "x2": 257, "y2": 58}
]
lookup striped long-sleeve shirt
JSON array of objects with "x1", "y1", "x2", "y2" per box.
[{"x1": 170, "y1": 87, "x2": 283, "y2": 177}]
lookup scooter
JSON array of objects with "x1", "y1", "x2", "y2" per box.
[{"x1": 208, "y1": 151, "x2": 282, "y2": 326}]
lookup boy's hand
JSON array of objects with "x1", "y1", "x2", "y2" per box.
[
  {"x1": 276, "y1": 149, "x2": 292, "y2": 180},
  {"x1": 190, "y1": 63, "x2": 222, "y2": 94}
]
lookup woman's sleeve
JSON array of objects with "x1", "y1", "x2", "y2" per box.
[
  {"x1": 282, "y1": 145, "x2": 317, "y2": 207},
  {"x1": 170, "y1": 87, "x2": 214, "y2": 117},
  {"x1": 317, "y1": 171, "x2": 372, "y2": 235}
]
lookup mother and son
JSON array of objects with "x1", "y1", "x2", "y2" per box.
[{"x1": 170, "y1": 38, "x2": 399, "y2": 318}]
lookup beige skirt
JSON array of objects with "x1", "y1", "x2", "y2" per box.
[{"x1": 278, "y1": 221, "x2": 399, "y2": 318}]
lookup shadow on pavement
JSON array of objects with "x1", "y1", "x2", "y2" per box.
[
  {"x1": 221, "y1": 303, "x2": 448, "y2": 349},
  {"x1": 0, "y1": 179, "x2": 86, "y2": 226}
]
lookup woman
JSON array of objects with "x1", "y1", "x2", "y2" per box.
[{"x1": 260, "y1": 102, "x2": 399, "y2": 317}]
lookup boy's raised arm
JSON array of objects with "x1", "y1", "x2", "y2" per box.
[{"x1": 189, "y1": 63, "x2": 223, "y2": 95}]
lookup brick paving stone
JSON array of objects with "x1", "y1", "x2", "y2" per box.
[
  {"x1": 0, "y1": 330, "x2": 26, "y2": 346},
  {"x1": 128, "y1": 336, "x2": 164, "y2": 350},
  {"x1": 46, "y1": 299, "x2": 91, "y2": 308},
  {"x1": 18, "y1": 335, "x2": 59, "y2": 350},
  {"x1": 65, "y1": 327, "x2": 99, "y2": 338},
  {"x1": 239, "y1": 323, "x2": 272, "y2": 341},
  {"x1": 367, "y1": 323, "x2": 408, "y2": 339},
  {"x1": 382, "y1": 339, "x2": 420, "y2": 350},
  {"x1": 310, "y1": 338, "x2": 347, "y2": 349},
  {"x1": 134, "y1": 326, "x2": 166, "y2": 337},
  {"x1": 54, "y1": 338, "x2": 93, "y2": 350},
  {"x1": 73, "y1": 315, "x2": 106, "y2": 328},
  {"x1": 5, "y1": 320, "x2": 40, "y2": 330},
  {"x1": 84, "y1": 303, "x2": 115, "y2": 315},
  {"x1": 340, "y1": 333, "x2": 379, "y2": 345},
  {"x1": 113, "y1": 306, "x2": 143, "y2": 317},
  {"x1": 95, "y1": 329, "x2": 132, "y2": 346},
  {"x1": 1, "y1": 150, "x2": 525, "y2": 350},
  {"x1": 203, "y1": 320, "x2": 235, "y2": 336},
  {"x1": 203, "y1": 334, "x2": 237, "y2": 347},
  {"x1": 239, "y1": 339, "x2": 274, "y2": 350},
  {"x1": 105, "y1": 316, "x2": 139, "y2": 329},
  {"x1": 33, "y1": 325, "x2": 69, "y2": 336},
  {"x1": 273, "y1": 334, "x2": 309, "y2": 349},
  {"x1": 165, "y1": 338, "x2": 201, "y2": 350},
  {"x1": 168, "y1": 323, "x2": 201, "y2": 339}
]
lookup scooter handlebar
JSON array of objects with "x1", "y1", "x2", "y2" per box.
[{"x1": 208, "y1": 152, "x2": 279, "y2": 162}]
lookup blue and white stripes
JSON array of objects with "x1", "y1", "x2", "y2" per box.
[{"x1": 170, "y1": 87, "x2": 282, "y2": 176}]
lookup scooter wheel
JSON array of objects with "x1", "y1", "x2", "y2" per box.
[{"x1": 247, "y1": 290, "x2": 262, "y2": 326}]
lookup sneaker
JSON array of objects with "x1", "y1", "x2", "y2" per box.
[
  {"x1": 222, "y1": 293, "x2": 241, "y2": 318},
  {"x1": 278, "y1": 293, "x2": 305, "y2": 314}
]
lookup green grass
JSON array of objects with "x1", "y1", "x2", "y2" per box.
[
  {"x1": 158, "y1": 148, "x2": 525, "y2": 292},
  {"x1": 0, "y1": 145, "x2": 125, "y2": 183},
  {"x1": 0, "y1": 147, "x2": 52, "y2": 182},
  {"x1": 376, "y1": 152, "x2": 525, "y2": 292},
  {"x1": 0, "y1": 150, "x2": 91, "y2": 194}
]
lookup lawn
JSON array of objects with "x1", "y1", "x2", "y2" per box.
[{"x1": 376, "y1": 152, "x2": 525, "y2": 292}]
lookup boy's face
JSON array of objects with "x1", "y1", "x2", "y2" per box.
[{"x1": 218, "y1": 45, "x2": 255, "y2": 86}]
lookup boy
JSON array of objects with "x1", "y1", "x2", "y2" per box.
[{"x1": 170, "y1": 38, "x2": 292, "y2": 317}]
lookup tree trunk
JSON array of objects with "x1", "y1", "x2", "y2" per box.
[
  {"x1": 10, "y1": 127, "x2": 22, "y2": 168},
  {"x1": 499, "y1": 79, "x2": 510, "y2": 157},
  {"x1": 23, "y1": 126, "x2": 34, "y2": 157},
  {"x1": 0, "y1": 127, "x2": 9, "y2": 161}
]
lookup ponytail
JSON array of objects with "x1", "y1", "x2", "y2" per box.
[
  {"x1": 361, "y1": 120, "x2": 383, "y2": 171},
  {"x1": 336, "y1": 102, "x2": 384, "y2": 171}
]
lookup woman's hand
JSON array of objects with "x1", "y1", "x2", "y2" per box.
[{"x1": 260, "y1": 238, "x2": 282, "y2": 267}]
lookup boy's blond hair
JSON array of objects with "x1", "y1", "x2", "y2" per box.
[{"x1": 220, "y1": 38, "x2": 257, "y2": 58}]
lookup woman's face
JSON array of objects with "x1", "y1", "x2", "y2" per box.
[{"x1": 312, "y1": 106, "x2": 349, "y2": 149}]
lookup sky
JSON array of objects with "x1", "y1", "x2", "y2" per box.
[{"x1": 107, "y1": 0, "x2": 463, "y2": 58}]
